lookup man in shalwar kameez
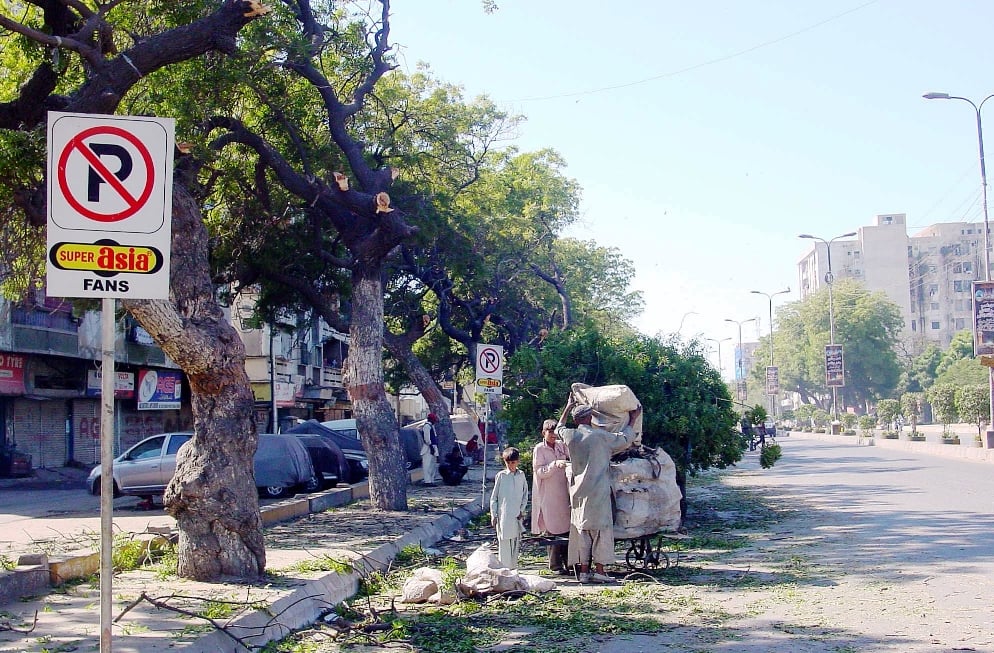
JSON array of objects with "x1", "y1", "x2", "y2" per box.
[
  {"x1": 556, "y1": 399, "x2": 641, "y2": 583},
  {"x1": 532, "y1": 419, "x2": 571, "y2": 573}
]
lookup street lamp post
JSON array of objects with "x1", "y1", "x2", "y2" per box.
[
  {"x1": 678, "y1": 311, "x2": 699, "y2": 335},
  {"x1": 750, "y1": 287, "x2": 791, "y2": 418},
  {"x1": 724, "y1": 317, "x2": 758, "y2": 403},
  {"x1": 799, "y1": 231, "x2": 857, "y2": 425},
  {"x1": 705, "y1": 337, "x2": 731, "y2": 377},
  {"x1": 924, "y1": 91, "x2": 994, "y2": 446}
]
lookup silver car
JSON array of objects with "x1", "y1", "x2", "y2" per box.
[{"x1": 87, "y1": 432, "x2": 316, "y2": 499}]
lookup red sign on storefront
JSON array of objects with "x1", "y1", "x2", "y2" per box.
[{"x1": 0, "y1": 353, "x2": 26, "y2": 395}]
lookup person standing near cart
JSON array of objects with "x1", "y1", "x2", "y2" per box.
[
  {"x1": 532, "y1": 418, "x2": 571, "y2": 574},
  {"x1": 556, "y1": 398, "x2": 641, "y2": 583},
  {"x1": 420, "y1": 413, "x2": 440, "y2": 485}
]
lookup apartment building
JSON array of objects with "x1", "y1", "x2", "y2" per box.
[
  {"x1": 797, "y1": 213, "x2": 986, "y2": 351},
  {"x1": 0, "y1": 293, "x2": 188, "y2": 470}
]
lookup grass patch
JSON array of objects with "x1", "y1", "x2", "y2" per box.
[{"x1": 276, "y1": 554, "x2": 353, "y2": 576}]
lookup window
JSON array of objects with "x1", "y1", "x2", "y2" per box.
[
  {"x1": 166, "y1": 434, "x2": 192, "y2": 455},
  {"x1": 954, "y1": 280, "x2": 970, "y2": 292},
  {"x1": 931, "y1": 321, "x2": 941, "y2": 330},
  {"x1": 930, "y1": 302, "x2": 939, "y2": 310},
  {"x1": 954, "y1": 262, "x2": 962, "y2": 273},
  {"x1": 912, "y1": 321, "x2": 917, "y2": 332},
  {"x1": 956, "y1": 318, "x2": 966, "y2": 330},
  {"x1": 965, "y1": 262, "x2": 973, "y2": 272}
]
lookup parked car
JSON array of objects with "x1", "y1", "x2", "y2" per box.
[
  {"x1": 291, "y1": 433, "x2": 348, "y2": 489},
  {"x1": 87, "y1": 432, "x2": 316, "y2": 499},
  {"x1": 287, "y1": 420, "x2": 369, "y2": 482},
  {"x1": 330, "y1": 418, "x2": 421, "y2": 469}
]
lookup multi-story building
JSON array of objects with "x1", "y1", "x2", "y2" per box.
[
  {"x1": 797, "y1": 213, "x2": 987, "y2": 352},
  {"x1": 0, "y1": 293, "x2": 188, "y2": 470}
]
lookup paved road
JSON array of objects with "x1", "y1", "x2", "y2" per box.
[{"x1": 597, "y1": 433, "x2": 994, "y2": 653}]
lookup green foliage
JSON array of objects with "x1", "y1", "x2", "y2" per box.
[
  {"x1": 901, "y1": 392, "x2": 923, "y2": 425},
  {"x1": 759, "y1": 443, "x2": 782, "y2": 469},
  {"x1": 857, "y1": 415, "x2": 875, "y2": 435},
  {"x1": 936, "y1": 356, "x2": 988, "y2": 386},
  {"x1": 743, "y1": 405, "x2": 767, "y2": 426},
  {"x1": 901, "y1": 344, "x2": 942, "y2": 393},
  {"x1": 936, "y1": 330, "x2": 975, "y2": 377},
  {"x1": 504, "y1": 326, "x2": 742, "y2": 482},
  {"x1": 926, "y1": 383, "x2": 958, "y2": 430},
  {"x1": 278, "y1": 555, "x2": 353, "y2": 576},
  {"x1": 0, "y1": 555, "x2": 14, "y2": 571},
  {"x1": 954, "y1": 385, "x2": 989, "y2": 438},
  {"x1": 876, "y1": 399, "x2": 900, "y2": 426},
  {"x1": 764, "y1": 279, "x2": 902, "y2": 411}
]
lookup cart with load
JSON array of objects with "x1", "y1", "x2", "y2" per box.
[{"x1": 569, "y1": 383, "x2": 684, "y2": 570}]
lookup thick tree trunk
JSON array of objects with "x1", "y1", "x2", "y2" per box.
[
  {"x1": 347, "y1": 265, "x2": 408, "y2": 510},
  {"x1": 383, "y1": 333, "x2": 456, "y2": 457},
  {"x1": 124, "y1": 184, "x2": 264, "y2": 580}
]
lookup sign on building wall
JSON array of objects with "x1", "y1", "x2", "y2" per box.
[
  {"x1": 85, "y1": 370, "x2": 135, "y2": 398},
  {"x1": 46, "y1": 112, "x2": 174, "y2": 298},
  {"x1": 137, "y1": 369, "x2": 182, "y2": 410},
  {"x1": 973, "y1": 281, "x2": 994, "y2": 356},
  {"x1": 0, "y1": 353, "x2": 26, "y2": 395}
]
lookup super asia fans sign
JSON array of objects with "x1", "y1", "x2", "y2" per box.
[{"x1": 47, "y1": 112, "x2": 174, "y2": 299}]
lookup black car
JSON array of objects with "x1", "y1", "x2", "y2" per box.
[
  {"x1": 291, "y1": 433, "x2": 349, "y2": 489},
  {"x1": 285, "y1": 420, "x2": 369, "y2": 483}
]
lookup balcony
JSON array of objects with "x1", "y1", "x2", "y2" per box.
[{"x1": 10, "y1": 305, "x2": 79, "y2": 357}]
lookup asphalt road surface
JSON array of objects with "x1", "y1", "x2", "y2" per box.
[{"x1": 594, "y1": 433, "x2": 994, "y2": 653}]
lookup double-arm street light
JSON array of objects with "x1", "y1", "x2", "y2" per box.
[
  {"x1": 750, "y1": 287, "x2": 790, "y2": 418},
  {"x1": 705, "y1": 337, "x2": 731, "y2": 377},
  {"x1": 799, "y1": 231, "x2": 857, "y2": 424},
  {"x1": 924, "y1": 91, "x2": 994, "y2": 445},
  {"x1": 724, "y1": 317, "x2": 757, "y2": 402}
]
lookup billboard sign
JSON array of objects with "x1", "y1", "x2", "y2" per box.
[
  {"x1": 974, "y1": 281, "x2": 994, "y2": 356},
  {"x1": 137, "y1": 369, "x2": 182, "y2": 410},
  {"x1": 825, "y1": 344, "x2": 845, "y2": 388},
  {"x1": 765, "y1": 366, "x2": 779, "y2": 395}
]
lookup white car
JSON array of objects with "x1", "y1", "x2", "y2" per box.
[{"x1": 87, "y1": 432, "x2": 316, "y2": 499}]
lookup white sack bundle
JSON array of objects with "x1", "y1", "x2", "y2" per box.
[
  {"x1": 570, "y1": 383, "x2": 643, "y2": 438},
  {"x1": 610, "y1": 448, "x2": 682, "y2": 539}
]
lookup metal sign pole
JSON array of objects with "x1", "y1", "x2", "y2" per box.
[
  {"x1": 99, "y1": 298, "x2": 115, "y2": 652},
  {"x1": 481, "y1": 402, "x2": 489, "y2": 511}
]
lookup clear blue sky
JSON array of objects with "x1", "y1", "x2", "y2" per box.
[{"x1": 390, "y1": 0, "x2": 994, "y2": 377}]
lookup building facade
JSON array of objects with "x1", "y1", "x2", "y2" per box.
[{"x1": 797, "y1": 213, "x2": 987, "y2": 352}]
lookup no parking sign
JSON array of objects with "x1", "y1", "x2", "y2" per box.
[{"x1": 46, "y1": 112, "x2": 174, "y2": 298}]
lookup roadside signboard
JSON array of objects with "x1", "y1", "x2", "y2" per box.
[
  {"x1": 736, "y1": 380, "x2": 747, "y2": 402},
  {"x1": 46, "y1": 112, "x2": 174, "y2": 298},
  {"x1": 825, "y1": 344, "x2": 845, "y2": 388},
  {"x1": 474, "y1": 344, "x2": 504, "y2": 395},
  {"x1": 974, "y1": 281, "x2": 994, "y2": 356},
  {"x1": 765, "y1": 365, "x2": 779, "y2": 395}
]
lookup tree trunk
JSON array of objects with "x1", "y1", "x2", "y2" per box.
[
  {"x1": 383, "y1": 333, "x2": 456, "y2": 457},
  {"x1": 347, "y1": 264, "x2": 408, "y2": 510},
  {"x1": 124, "y1": 183, "x2": 264, "y2": 580}
]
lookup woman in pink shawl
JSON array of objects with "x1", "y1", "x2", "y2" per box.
[{"x1": 531, "y1": 418, "x2": 571, "y2": 573}]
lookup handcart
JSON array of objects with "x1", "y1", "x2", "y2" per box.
[{"x1": 617, "y1": 530, "x2": 686, "y2": 570}]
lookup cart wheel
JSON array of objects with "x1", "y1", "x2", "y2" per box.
[
  {"x1": 650, "y1": 535, "x2": 671, "y2": 569},
  {"x1": 625, "y1": 538, "x2": 649, "y2": 569}
]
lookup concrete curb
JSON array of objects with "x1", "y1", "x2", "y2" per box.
[
  {"x1": 792, "y1": 430, "x2": 994, "y2": 464},
  {"x1": 181, "y1": 497, "x2": 485, "y2": 652}
]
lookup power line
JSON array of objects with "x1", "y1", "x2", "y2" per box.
[{"x1": 512, "y1": 0, "x2": 882, "y2": 103}]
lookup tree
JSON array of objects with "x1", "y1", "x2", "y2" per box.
[
  {"x1": 876, "y1": 399, "x2": 900, "y2": 430},
  {"x1": 936, "y1": 330, "x2": 975, "y2": 377},
  {"x1": 765, "y1": 279, "x2": 902, "y2": 412},
  {"x1": 0, "y1": 1, "x2": 270, "y2": 580},
  {"x1": 900, "y1": 344, "x2": 941, "y2": 393},
  {"x1": 901, "y1": 392, "x2": 924, "y2": 435},
  {"x1": 954, "y1": 385, "x2": 989, "y2": 440},
  {"x1": 926, "y1": 384, "x2": 958, "y2": 435},
  {"x1": 936, "y1": 357, "x2": 988, "y2": 386},
  {"x1": 503, "y1": 326, "x2": 742, "y2": 516}
]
